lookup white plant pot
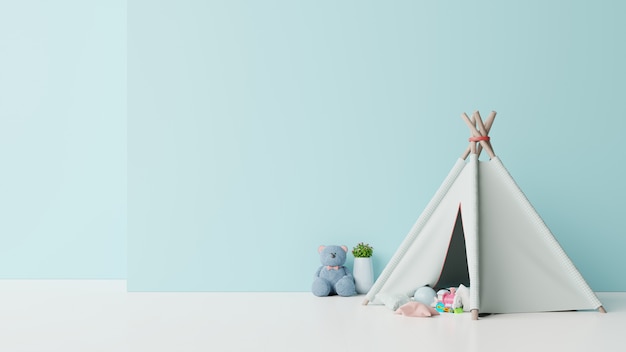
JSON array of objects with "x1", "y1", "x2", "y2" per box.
[{"x1": 353, "y1": 257, "x2": 374, "y2": 294}]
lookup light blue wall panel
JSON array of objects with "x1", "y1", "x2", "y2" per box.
[
  {"x1": 128, "y1": 0, "x2": 625, "y2": 291},
  {"x1": 0, "y1": 1, "x2": 126, "y2": 278}
]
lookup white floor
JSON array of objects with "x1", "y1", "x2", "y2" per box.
[{"x1": 0, "y1": 280, "x2": 623, "y2": 352}]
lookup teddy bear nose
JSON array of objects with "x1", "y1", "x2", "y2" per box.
[{"x1": 331, "y1": 253, "x2": 336, "y2": 258}]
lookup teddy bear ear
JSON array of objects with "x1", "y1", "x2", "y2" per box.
[
  {"x1": 341, "y1": 245, "x2": 348, "y2": 253},
  {"x1": 318, "y1": 245, "x2": 326, "y2": 253}
]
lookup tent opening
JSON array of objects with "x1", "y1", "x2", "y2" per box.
[{"x1": 434, "y1": 210, "x2": 470, "y2": 290}]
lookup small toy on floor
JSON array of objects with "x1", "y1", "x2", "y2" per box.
[
  {"x1": 454, "y1": 284, "x2": 470, "y2": 311},
  {"x1": 311, "y1": 245, "x2": 356, "y2": 297},
  {"x1": 432, "y1": 284, "x2": 470, "y2": 313}
]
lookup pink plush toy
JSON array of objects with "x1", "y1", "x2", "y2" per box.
[
  {"x1": 395, "y1": 301, "x2": 440, "y2": 318},
  {"x1": 440, "y1": 288, "x2": 456, "y2": 308}
]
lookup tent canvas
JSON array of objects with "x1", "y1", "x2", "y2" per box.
[{"x1": 364, "y1": 111, "x2": 604, "y2": 319}]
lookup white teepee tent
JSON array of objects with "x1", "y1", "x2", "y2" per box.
[{"x1": 363, "y1": 111, "x2": 604, "y2": 319}]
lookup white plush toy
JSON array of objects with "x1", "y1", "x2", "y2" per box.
[{"x1": 453, "y1": 284, "x2": 470, "y2": 311}]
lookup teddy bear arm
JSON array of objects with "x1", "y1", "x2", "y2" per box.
[
  {"x1": 340, "y1": 266, "x2": 353, "y2": 280},
  {"x1": 314, "y1": 266, "x2": 323, "y2": 278}
]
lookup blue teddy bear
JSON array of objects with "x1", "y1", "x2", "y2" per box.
[{"x1": 312, "y1": 245, "x2": 356, "y2": 297}]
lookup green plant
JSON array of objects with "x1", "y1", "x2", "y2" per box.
[{"x1": 352, "y1": 242, "x2": 373, "y2": 258}]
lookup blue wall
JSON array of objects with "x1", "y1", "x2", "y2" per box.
[
  {"x1": 128, "y1": 1, "x2": 625, "y2": 291},
  {"x1": 0, "y1": 1, "x2": 126, "y2": 278},
  {"x1": 1, "y1": 1, "x2": 624, "y2": 291}
]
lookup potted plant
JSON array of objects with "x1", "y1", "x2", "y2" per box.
[{"x1": 352, "y1": 242, "x2": 374, "y2": 294}]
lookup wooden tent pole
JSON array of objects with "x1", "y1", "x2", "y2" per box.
[
  {"x1": 461, "y1": 148, "x2": 472, "y2": 160},
  {"x1": 460, "y1": 113, "x2": 476, "y2": 159},
  {"x1": 474, "y1": 111, "x2": 496, "y2": 158},
  {"x1": 471, "y1": 111, "x2": 496, "y2": 158},
  {"x1": 460, "y1": 111, "x2": 496, "y2": 159},
  {"x1": 472, "y1": 111, "x2": 483, "y2": 156},
  {"x1": 461, "y1": 113, "x2": 476, "y2": 159},
  {"x1": 462, "y1": 113, "x2": 496, "y2": 159}
]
